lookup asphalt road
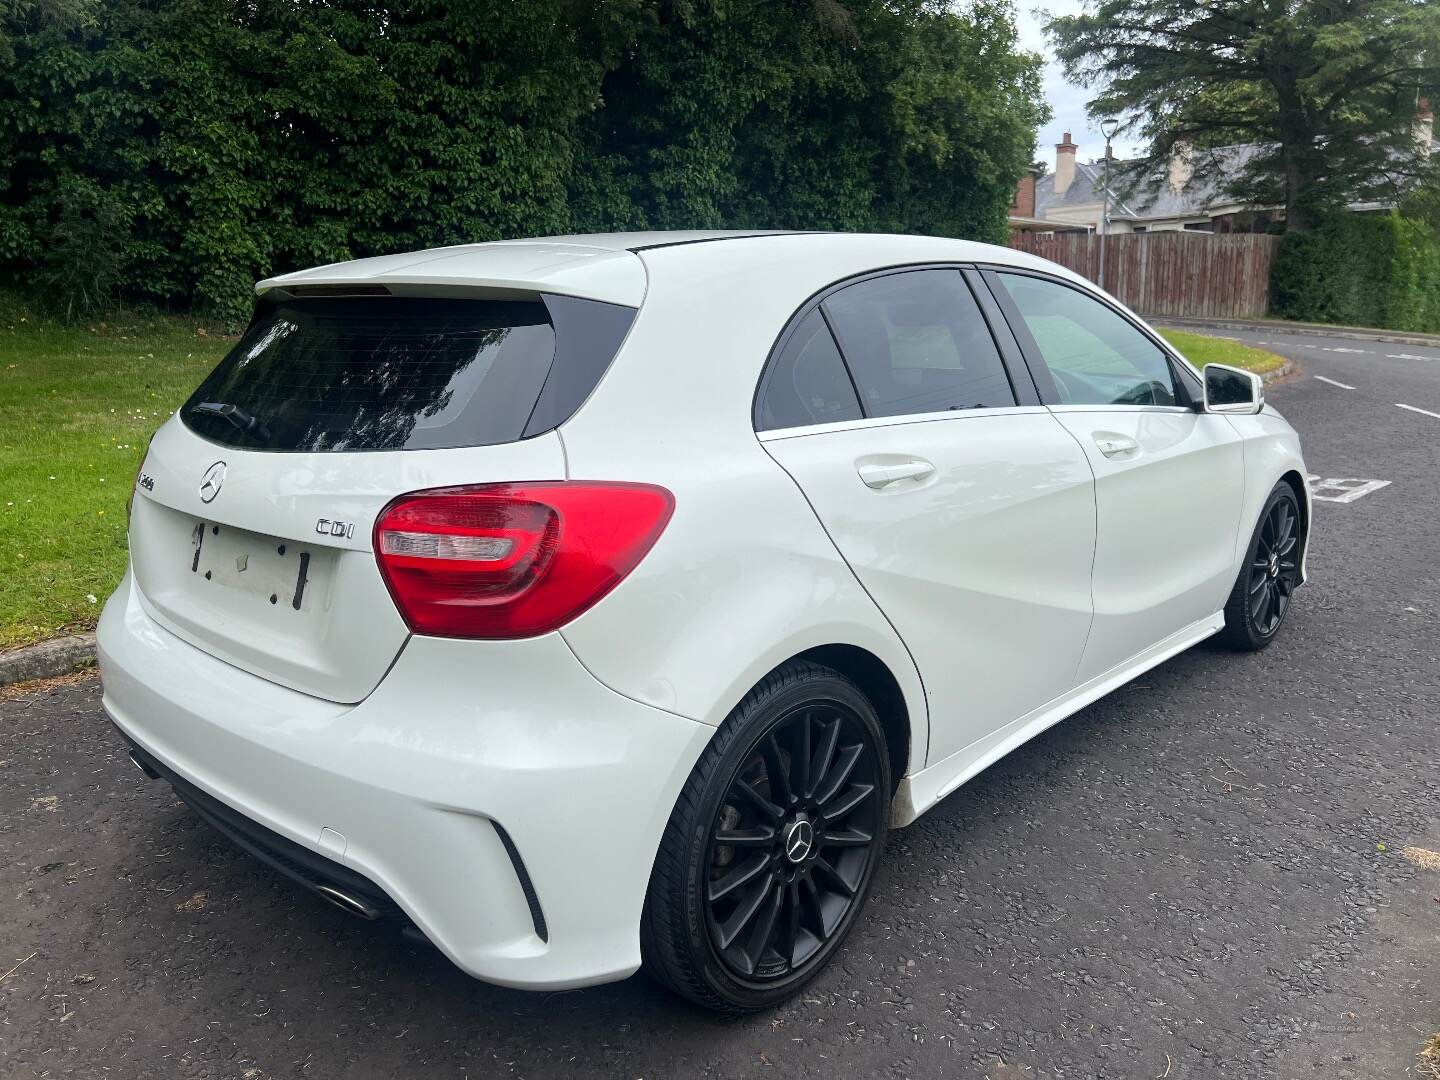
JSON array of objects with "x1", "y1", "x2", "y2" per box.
[{"x1": 3, "y1": 329, "x2": 1438, "y2": 1080}]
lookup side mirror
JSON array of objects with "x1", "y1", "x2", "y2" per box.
[{"x1": 1203, "y1": 363, "x2": 1264, "y2": 415}]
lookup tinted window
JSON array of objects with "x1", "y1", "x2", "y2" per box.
[
  {"x1": 184, "y1": 295, "x2": 635, "y2": 452},
  {"x1": 755, "y1": 309, "x2": 862, "y2": 431},
  {"x1": 524, "y1": 294, "x2": 636, "y2": 435},
  {"x1": 996, "y1": 274, "x2": 1178, "y2": 407},
  {"x1": 822, "y1": 270, "x2": 1015, "y2": 418}
]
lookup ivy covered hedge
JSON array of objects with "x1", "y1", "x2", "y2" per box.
[
  {"x1": 0, "y1": 0, "x2": 1046, "y2": 322},
  {"x1": 1271, "y1": 212, "x2": 1440, "y2": 332}
]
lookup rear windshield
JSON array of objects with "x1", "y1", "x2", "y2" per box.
[{"x1": 183, "y1": 294, "x2": 634, "y2": 452}]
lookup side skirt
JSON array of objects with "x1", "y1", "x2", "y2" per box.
[{"x1": 890, "y1": 611, "x2": 1225, "y2": 826}]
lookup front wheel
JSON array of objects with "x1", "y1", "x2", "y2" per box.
[
  {"x1": 641, "y1": 661, "x2": 891, "y2": 1012},
  {"x1": 1218, "y1": 481, "x2": 1303, "y2": 651}
]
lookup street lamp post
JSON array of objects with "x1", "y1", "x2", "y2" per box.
[{"x1": 1098, "y1": 117, "x2": 1119, "y2": 290}]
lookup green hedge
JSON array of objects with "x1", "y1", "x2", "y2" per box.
[
  {"x1": 1271, "y1": 212, "x2": 1440, "y2": 332},
  {"x1": 0, "y1": 0, "x2": 1046, "y2": 323}
]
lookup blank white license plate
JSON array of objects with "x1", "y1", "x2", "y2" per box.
[{"x1": 190, "y1": 521, "x2": 318, "y2": 613}]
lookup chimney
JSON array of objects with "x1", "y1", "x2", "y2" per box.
[
  {"x1": 1168, "y1": 141, "x2": 1193, "y2": 193},
  {"x1": 1010, "y1": 167, "x2": 1038, "y2": 217},
  {"x1": 1054, "y1": 131, "x2": 1077, "y2": 195},
  {"x1": 1416, "y1": 98, "x2": 1434, "y2": 154}
]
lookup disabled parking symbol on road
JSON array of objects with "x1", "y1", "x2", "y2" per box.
[{"x1": 1306, "y1": 475, "x2": 1392, "y2": 503}]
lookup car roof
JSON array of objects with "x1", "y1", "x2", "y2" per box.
[
  {"x1": 256, "y1": 231, "x2": 1076, "y2": 309},
  {"x1": 529, "y1": 230, "x2": 810, "y2": 251}
]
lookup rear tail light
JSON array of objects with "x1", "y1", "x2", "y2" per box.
[{"x1": 373, "y1": 482, "x2": 674, "y2": 639}]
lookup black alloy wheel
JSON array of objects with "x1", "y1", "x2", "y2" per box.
[
  {"x1": 1220, "y1": 481, "x2": 1303, "y2": 650},
  {"x1": 1248, "y1": 493, "x2": 1300, "y2": 636},
  {"x1": 703, "y1": 701, "x2": 882, "y2": 982},
  {"x1": 642, "y1": 662, "x2": 891, "y2": 1012}
]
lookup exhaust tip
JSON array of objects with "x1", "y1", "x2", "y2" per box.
[
  {"x1": 314, "y1": 883, "x2": 381, "y2": 921},
  {"x1": 128, "y1": 750, "x2": 161, "y2": 780}
]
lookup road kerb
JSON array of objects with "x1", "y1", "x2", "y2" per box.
[{"x1": 0, "y1": 634, "x2": 98, "y2": 687}]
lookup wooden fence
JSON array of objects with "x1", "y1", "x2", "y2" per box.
[{"x1": 1008, "y1": 231, "x2": 1281, "y2": 319}]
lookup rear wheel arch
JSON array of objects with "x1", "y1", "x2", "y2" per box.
[{"x1": 751, "y1": 644, "x2": 914, "y2": 789}]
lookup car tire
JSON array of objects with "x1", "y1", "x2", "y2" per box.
[
  {"x1": 1218, "y1": 480, "x2": 1303, "y2": 651},
  {"x1": 641, "y1": 660, "x2": 891, "y2": 1013}
]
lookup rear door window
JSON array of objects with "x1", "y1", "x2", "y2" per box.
[
  {"x1": 754, "y1": 309, "x2": 862, "y2": 431},
  {"x1": 822, "y1": 270, "x2": 1016, "y2": 418},
  {"x1": 183, "y1": 294, "x2": 634, "y2": 451}
]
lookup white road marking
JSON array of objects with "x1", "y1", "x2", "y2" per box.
[
  {"x1": 1395, "y1": 402, "x2": 1440, "y2": 420},
  {"x1": 1306, "y1": 476, "x2": 1393, "y2": 503},
  {"x1": 1313, "y1": 375, "x2": 1356, "y2": 389},
  {"x1": 1385, "y1": 353, "x2": 1433, "y2": 362},
  {"x1": 1327, "y1": 347, "x2": 1369, "y2": 354}
]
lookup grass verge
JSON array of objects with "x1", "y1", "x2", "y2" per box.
[
  {"x1": 1159, "y1": 328, "x2": 1289, "y2": 376},
  {"x1": 0, "y1": 294, "x2": 228, "y2": 648}
]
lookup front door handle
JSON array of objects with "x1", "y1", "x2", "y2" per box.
[
  {"x1": 857, "y1": 459, "x2": 936, "y2": 489},
  {"x1": 1093, "y1": 432, "x2": 1140, "y2": 458}
]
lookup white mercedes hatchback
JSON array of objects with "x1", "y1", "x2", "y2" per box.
[{"x1": 99, "y1": 231, "x2": 1309, "y2": 1011}]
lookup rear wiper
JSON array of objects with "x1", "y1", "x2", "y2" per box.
[{"x1": 189, "y1": 401, "x2": 271, "y2": 440}]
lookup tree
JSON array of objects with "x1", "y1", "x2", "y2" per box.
[
  {"x1": 0, "y1": 0, "x2": 1046, "y2": 318},
  {"x1": 0, "y1": 0, "x2": 620, "y2": 318},
  {"x1": 577, "y1": 0, "x2": 1047, "y2": 241},
  {"x1": 1046, "y1": 0, "x2": 1440, "y2": 231},
  {"x1": 0, "y1": 0, "x2": 93, "y2": 64}
]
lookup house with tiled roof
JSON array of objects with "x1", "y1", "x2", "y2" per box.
[{"x1": 1011, "y1": 106, "x2": 1437, "y2": 235}]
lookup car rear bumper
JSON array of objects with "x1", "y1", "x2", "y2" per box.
[{"x1": 97, "y1": 569, "x2": 712, "y2": 990}]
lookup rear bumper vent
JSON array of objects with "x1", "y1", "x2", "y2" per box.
[{"x1": 492, "y1": 820, "x2": 549, "y2": 943}]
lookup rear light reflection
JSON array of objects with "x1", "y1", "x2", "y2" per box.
[
  {"x1": 374, "y1": 482, "x2": 674, "y2": 639},
  {"x1": 379, "y1": 531, "x2": 518, "y2": 564}
]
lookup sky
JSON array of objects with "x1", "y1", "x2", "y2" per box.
[{"x1": 1011, "y1": 0, "x2": 1147, "y2": 166}]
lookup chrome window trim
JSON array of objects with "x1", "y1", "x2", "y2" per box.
[
  {"x1": 1044, "y1": 404, "x2": 1196, "y2": 416},
  {"x1": 757, "y1": 404, "x2": 1052, "y2": 442}
]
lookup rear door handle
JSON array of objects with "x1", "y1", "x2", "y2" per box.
[
  {"x1": 857, "y1": 459, "x2": 935, "y2": 489},
  {"x1": 1093, "y1": 433, "x2": 1140, "y2": 458}
]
